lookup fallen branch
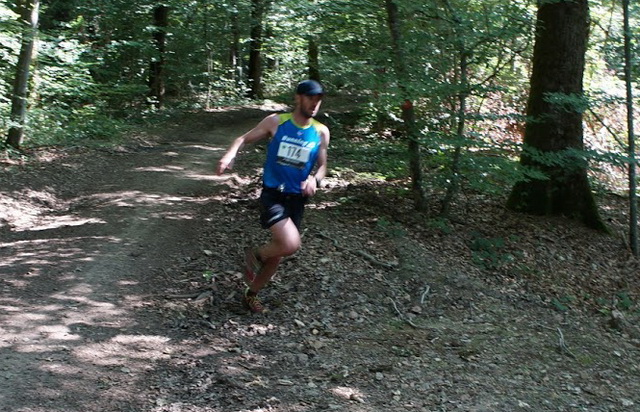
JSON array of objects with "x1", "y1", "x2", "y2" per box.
[
  {"x1": 165, "y1": 292, "x2": 201, "y2": 299},
  {"x1": 536, "y1": 323, "x2": 578, "y2": 359},
  {"x1": 165, "y1": 290, "x2": 212, "y2": 300},
  {"x1": 556, "y1": 327, "x2": 577, "y2": 359},
  {"x1": 388, "y1": 297, "x2": 428, "y2": 330},
  {"x1": 317, "y1": 231, "x2": 398, "y2": 269},
  {"x1": 420, "y1": 285, "x2": 431, "y2": 304}
]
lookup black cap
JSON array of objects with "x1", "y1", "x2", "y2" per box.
[{"x1": 296, "y1": 80, "x2": 324, "y2": 96}]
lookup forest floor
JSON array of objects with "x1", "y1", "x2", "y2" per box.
[{"x1": 1, "y1": 103, "x2": 640, "y2": 412}]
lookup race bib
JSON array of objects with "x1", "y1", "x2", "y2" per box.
[{"x1": 276, "y1": 142, "x2": 311, "y2": 169}]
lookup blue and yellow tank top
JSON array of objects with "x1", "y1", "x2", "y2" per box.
[{"x1": 263, "y1": 113, "x2": 324, "y2": 194}]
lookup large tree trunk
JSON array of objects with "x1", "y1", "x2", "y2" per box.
[
  {"x1": 229, "y1": 8, "x2": 242, "y2": 89},
  {"x1": 441, "y1": 53, "x2": 468, "y2": 218},
  {"x1": 385, "y1": 0, "x2": 428, "y2": 212},
  {"x1": 6, "y1": 0, "x2": 40, "y2": 149},
  {"x1": 622, "y1": 0, "x2": 638, "y2": 255},
  {"x1": 507, "y1": 0, "x2": 606, "y2": 231},
  {"x1": 308, "y1": 37, "x2": 320, "y2": 82},
  {"x1": 247, "y1": 0, "x2": 268, "y2": 99},
  {"x1": 149, "y1": 4, "x2": 169, "y2": 108}
]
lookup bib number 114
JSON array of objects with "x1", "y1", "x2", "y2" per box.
[{"x1": 277, "y1": 142, "x2": 310, "y2": 167}]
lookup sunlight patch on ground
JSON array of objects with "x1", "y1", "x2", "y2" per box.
[
  {"x1": 184, "y1": 144, "x2": 222, "y2": 152},
  {"x1": 51, "y1": 289, "x2": 121, "y2": 310},
  {"x1": 256, "y1": 100, "x2": 289, "y2": 112},
  {"x1": 25, "y1": 328, "x2": 82, "y2": 348},
  {"x1": 148, "y1": 210, "x2": 196, "y2": 220},
  {"x1": 135, "y1": 162, "x2": 234, "y2": 183},
  {"x1": 0, "y1": 198, "x2": 44, "y2": 228},
  {"x1": 307, "y1": 200, "x2": 342, "y2": 210},
  {"x1": 0, "y1": 236, "x2": 117, "y2": 269},
  {"x1": 26, "y1": 216, "x2": 106, "y2": 232},
  {"x1": 329, "y1": 386, "x2": 366, "y2": 404},
  {"x1": 37, "y1": 324, "x2": 82, "y2": 341},
  {"x1": 134, "y1": 164, "x2": 225, "y2": 183},
  {"x1": 74, "y1": 334, "x2": 172, "y2": 370},
  {"x1": 79, "y1": 190, "x2": 198, "y2": 208},
  {"x1": 0, "y1": 267, "x2": 42, "y2": 284},
  {"x1": 117, "y1": 280, "x2": 139, "y2": 286},
  {"x1": 38, "y1": 360, "x2": 87, "y2": 376},
  {"x1": 181, "y1": 171, "x2": 223, "y2": 181},
  {"x1": 214, "y1": 173, "x2": 253, "y2": 186},
  {"x1": 204, "y1": 101, "x2": 289, "y2": 113},
  {"x1": 0, "y1": 189, "x2": 89, "y2": 231},
  {"x1": 0, "y1": 312, "x2": 82, "y2": 349},
  {"x1": 134, "y1": 165, "x2": 186, "y2": 173}
]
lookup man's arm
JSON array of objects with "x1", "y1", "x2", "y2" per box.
[
  {"x1": 217, "y1": 114, "x2": 279, "y2": 175},
  {"x1": 302, "y1": 124, "x2": 330, "y2": 196}
]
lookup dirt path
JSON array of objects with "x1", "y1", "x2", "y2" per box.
[
  {"x1": 1, "y1": 106, "x2": 639, "y2": 412},
  {"x1": 0, "y1": 107, "x2": 271, "y2": 411}
]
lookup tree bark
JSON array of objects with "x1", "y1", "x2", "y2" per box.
[
  {"x1": 247, "y1": 0, "x2": 268, "y2": 99},
  {"x1": 385, "y1": 0, "x2": 428, "y2": 212},
  {"x1": 441, "y1": 53, "x2": 468, "y2": 217},
  {"x1": 229, "y1": 8, "x2": 242, "y2": 88},
  {"x1": 149, "y1": 4, "x2": 169, "y2": 108},
  {"x1": 507, "y1": 0, "x2": 606, "y2": 231},
  {"x1": 622, "y1": 0, "x2": 638, "y2": 255},
  {"x1": 308, "y1": 37, "x2": 320, "y2": 82},
  {"x1": 6, "y1": 0, "x2": 40, "y2": 149}
]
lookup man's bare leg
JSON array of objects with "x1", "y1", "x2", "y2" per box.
[{"x1": 249, "y1": 218, "x2": 300, "y2": 294}]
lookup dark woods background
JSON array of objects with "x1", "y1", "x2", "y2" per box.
[{"x1": 1, "y1": 0, "x2": 639, "y2": 248}]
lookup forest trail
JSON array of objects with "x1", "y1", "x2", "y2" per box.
[
  {"x1": 1, "y1": 105, "x2": 639, "y2": 412},
  {"x1": 0, "y1": 106, "x2": 270, "y2": 411}
]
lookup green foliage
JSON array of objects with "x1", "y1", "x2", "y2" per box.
[
  {"x1": 26, "y1": 104, "x2": 129, "y2": 146},
  {"x1": 0, "y1": 4, "x2": 19, "y2": 135},
  {"x1": 616, "y1": 291, "x2": 634, "y2": 310},
  {"x1": 420, "y1": 133, "x2": 531, "y2": 196},
  {"x1": 551, "y1": 295, "x2": 576, "y2": 312},
  {"x1": 202, "y1": 270, "x2": 215, "y2": 283},
  {"x1": 516, "y1": 144, "x2": 635, "y2": 187},
  {"x1": 375, "y1": 217, "x2": 406, "y2": 237},
  {"x1": 314, "y1": 0, "x2": 388, "y2": 91},
  {"x1": 596, "y1": 290, "x2": 636, "y2": 315},
  {"x1": 543, "y1": 92, "x2": 590, "y2": 114},
  {"x1": 333, "y1": 135, "x2": 408, "y2": 181},
  {"x1": 590, "y1": 0, "x2": 640, "y2": 80},
  {"x1": 425, "y1": 217, "x2": 452, "y2": 234},
  {"x1": 341, "y1": 0, "x2": 537, "y2": 213},
  {"x1": 469, "y1": 232, "x2": 519, "y2": 270},
  {"x1": 461, "y1": 151, "x2": 527, "y2": 195},
  {"x1": 521, "y1": 146, "x2": 589, "y2": 170},
  {"x1": 0, "y1": 0, "x2": 635, "y2": 211},
  {"x1": 36, "y1": 38, "x2": 99, "y2": 103}
]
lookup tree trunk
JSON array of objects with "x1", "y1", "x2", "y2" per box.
[
  {"x1": 385, "y1": 0, "x2": 428, "y2": 212},
  {"x1": 6, "y1": 0, "x2": 40, "y2": 149},
  {"x1": 622, "y1": 0, "x2": 638, "y2": 255},
  {"x1": 507, "y1": 0, "x2": 606, "y2": 231},
  {"x1": 441, "y1": 53, "x2": 468, "y2": 217},
  {"x1": 149, "y1": 4, "x2": 169, "y2": 109},
  {"x1": 229, "y1": 8, "x2": 242, "y2": 89},
  {"x1": 247, "y1": 0, "x2": 267, "y2": 99},
  {"x1": 308, "y1": 37, "x2": 320, "y2": 82}
]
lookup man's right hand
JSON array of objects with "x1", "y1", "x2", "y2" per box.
[{"x1": 217, "y1": 155, "x2": 235, "y2": 175}]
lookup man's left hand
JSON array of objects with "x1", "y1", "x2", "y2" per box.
[{"x1": 301, "y1": 176, "x2": 318, "y2": 197}]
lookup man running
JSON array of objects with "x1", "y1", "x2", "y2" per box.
[{"x1": 216, "y1": 80, "x2": 330, "y2": 312}]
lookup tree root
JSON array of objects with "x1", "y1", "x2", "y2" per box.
[
  {"x1": 317, "y1": 231, "x2": 398, "y2": 270},
  {"x1": 388, "y1": 297, "x2": 429, "y2": 330}
]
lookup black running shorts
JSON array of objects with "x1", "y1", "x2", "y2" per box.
[{"x1": 259, "y1": 187, "x2": 307, "y2": 230}]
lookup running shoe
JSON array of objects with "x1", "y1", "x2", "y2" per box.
[{"x1": 243, "y1": 288, "x2": 265, "y2": 313}]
